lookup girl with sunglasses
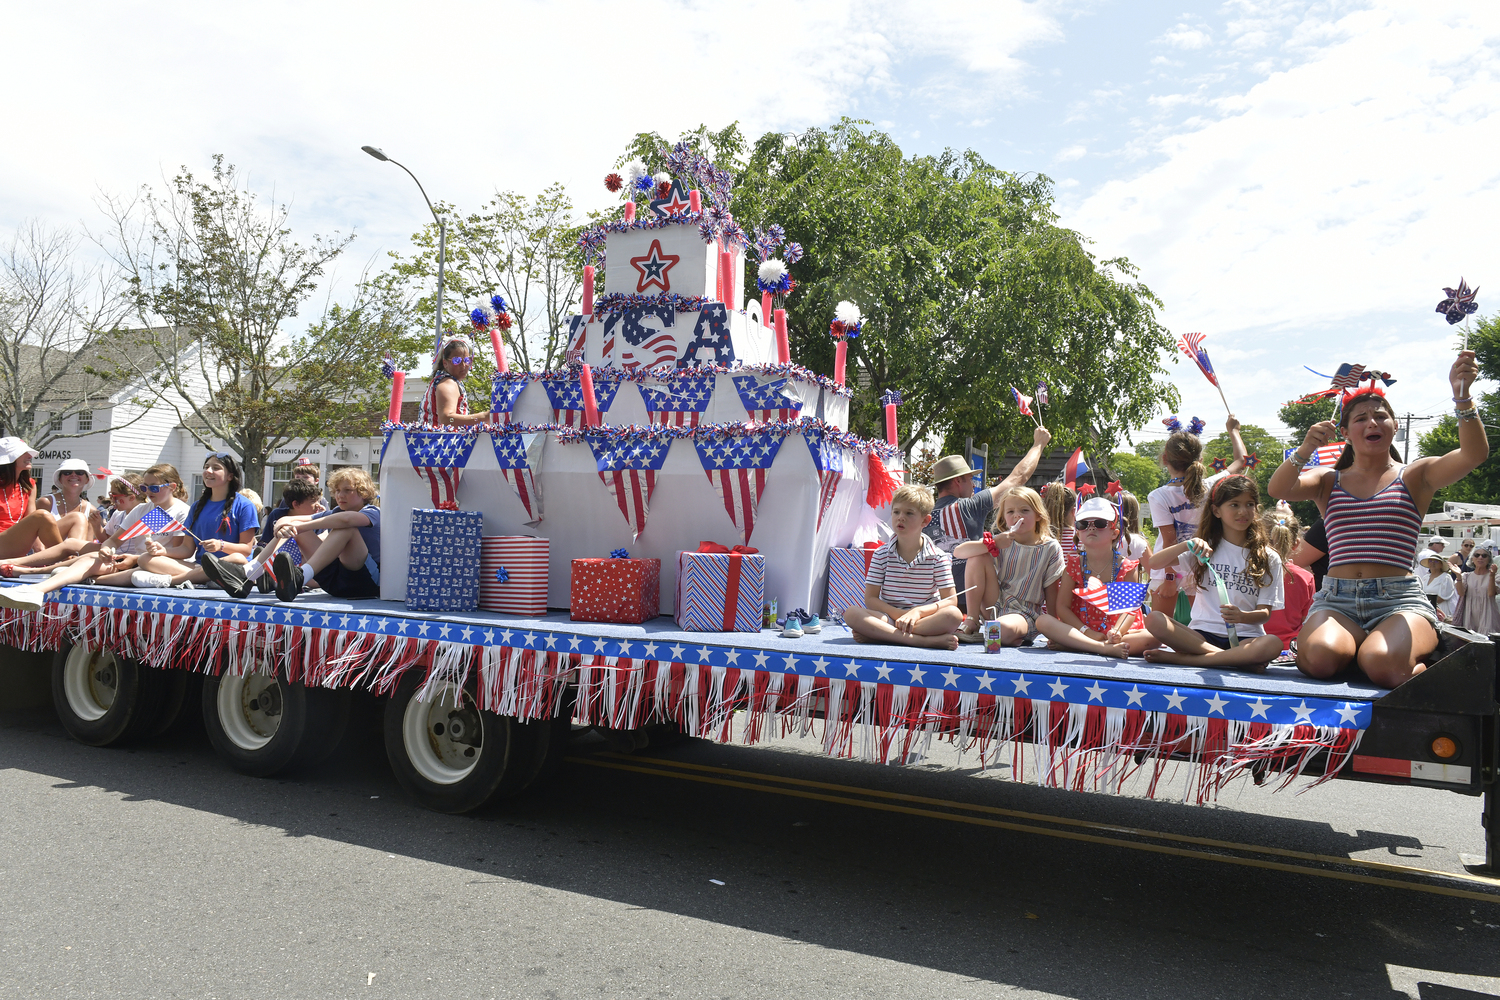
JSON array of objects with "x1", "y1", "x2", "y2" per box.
[
  {"x1": 0, "y1": 474, "x2": 142, "y2": 576},
  {"x1": 130, "y1": 453, "x2": 259, "y2": 589},
  {"x1": 0, "y1": 436, "x2": 82, "y2": 561},
  {"x1": 1034, "y1": 497, "x2": 1157, "y2": 658},
  {"x1": 1142, "y1": 475, "x2": 1284, "y2": 670},
  {"x1": 419, "y1": 336, "x2": 492, "y2": 428},
  {"x1": 0, "y1": 465, "x2": 191, "y2": 610},
  {"x1": 1456, "y1": 546, "x2": 1500, "y2": 635}
]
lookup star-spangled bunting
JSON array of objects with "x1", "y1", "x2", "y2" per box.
[
  {"x1": 603, "y1": 304, "x2": 679, "y2": 370},
  {"x1": 490, "y1": 430, "x2": 546, "y2": 524},
  {"x1": 638, "y1": 374, "x2": 714, "y2": 427},
  {"x1": 676, "y1": 304, "x2": 736, "y2": 368},
  {"x1": 540, "y1": 373, "x2": 624, "y2": 426},
  {"x1": 118, "y1": 504, "x2": 188, "y2": 540},
  {"x1": 584, "y1": 431, "x2": 673, "y2": 540},
  {"x1": 489, "y1": 378, "x2": 528, "y2": 424},
  {"x1": 802, "y1": 426, "x2": 845, "y2": 530},
  {"x1": 1178, "y1": 331, "x2": 1219, "y2": 388},
  {"x1": 629, "y1": 238, "x2": 680, "y2": 293},
  {"x1": 566, "y1": 313, "x2": 589, "y2": 354},
  {"x1": 732, "y1": 374, "x2": 803, "y2": 422},
  {"x1": 695, "y1": 430, "x2": 786, "y2": 543},
  {"x1": 404, "y1": 431, "x2": 478, "y2": 510}
]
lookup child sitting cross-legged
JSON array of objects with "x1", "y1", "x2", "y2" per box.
[
  {"x1": 1033, "y1": 496, "x2": 1157, "y2": 659},
  {"x1": 952, "y1": 486, "x2": 1064, "y2": 646},
  {"x1": 1142, "y1": 475, "x2": 1284, "y2": 670},
  {"x1": 843, "y1": 484, "x2": 965, "y2": 650}
]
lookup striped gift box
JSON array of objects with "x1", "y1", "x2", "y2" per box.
[
  {"x1": 826, "y1": 543, "x2": 881, "y2": 623},
  {"x1": 480, "y1": 536, "x2": 549, "y2": 616},
  {"x1": 675, "y1": 549, "x2": 765, "y2": 632}
]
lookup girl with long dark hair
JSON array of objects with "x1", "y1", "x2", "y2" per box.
[{"x1": 130, "y1": 452, "x2": 260, "y2": 589}]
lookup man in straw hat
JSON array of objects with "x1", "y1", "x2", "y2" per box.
[{"x1": 925, "y1": 425, "x2": 1051, "y2": 611}]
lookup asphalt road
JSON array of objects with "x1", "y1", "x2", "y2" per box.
[{"x1": 3, "y1": 673, "x2": 1500, "y2": 999}]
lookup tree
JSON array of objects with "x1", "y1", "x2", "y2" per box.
[
  {"x1": 96, "y1": 155, "x2": 414, "y2": 493},
  {"x1": 1277, "y1": 396, "x2": 1334, "y2": 442},
  {"x1": 0, "y1": 221, "x2": 146, "y2": 449},
  {"x1": 389, "y1": 183, "x2": 591, "y2": 375},
  {"x1": 1419, "y1": 310, "x2": 1500, "y2": 510},
  {"x1": 1110, "y1": 451, "x2": 1163, "y2": 500},
  {"x1": 726, "y1": 120, "x2": 1178, "y2": 460}
]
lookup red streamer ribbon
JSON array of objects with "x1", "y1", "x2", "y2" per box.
[{"x1": 695, "y1": 541, "x2": 759, "y2": 629}]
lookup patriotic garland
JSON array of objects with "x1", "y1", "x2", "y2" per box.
[
  {"x1": 484, "y1": 360, "x2": 853, "y2": 398},
  {"x1": 590, "y1": 292, "x2": 709, "y2": 319}
]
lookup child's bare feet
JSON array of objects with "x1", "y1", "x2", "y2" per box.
[
  {"x1": 1100, "y1": 641, "x2": 1130, "y2": 659},
  {"x1": 852, "y1": 631, "x2": 871, "y2": 644},
  {"x1": 1144, "y1": 647, "x2": 1189, "y2": 664},
  {"x1": 924, "y1": 633, "x2": 960, "y2": 651}
]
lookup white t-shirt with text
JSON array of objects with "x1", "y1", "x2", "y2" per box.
[{"x1": 1188, "y1": 539, "x2": 1284, "y2": 638}]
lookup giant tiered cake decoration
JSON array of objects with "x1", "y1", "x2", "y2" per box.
[{"x1": 378, "y1": 144, "x2": 901, "y2": 613}]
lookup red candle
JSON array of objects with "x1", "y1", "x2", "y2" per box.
[
  {"x1": 885, "y1": 403, "x2": 898, "y2": 446},
  {"x1": 719, "y1": 250, "x2": 734, "y2": 306},
  {"x1": 623, "y1": 201, "x2": 635, "y2": 223},
  {"x1": 387, "y1": 371, "x2": 405, "y2": 424},
  {"x1": 689, "y1": 190, "x2": 701, "y2": 213},
  {"x1": 761, "y1": 292, "x2": 773, "y2": 327},
  {"x1": 583, "y1": 264, "x2": 595, "y2": 315},
  {"x1": 834, "y1": 340, "x2": 847, "y2": 385},
  {"x1": 490, "y1": 329, "x2": 507, "y2": 374},
  {"x1": 773, "y1": 309, "x2": 790, "y2": 364},
  {"x1": 579, "y1": 364, "x2": 600, "y2": 427}
]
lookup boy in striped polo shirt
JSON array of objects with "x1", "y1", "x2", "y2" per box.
[{"x1": 844, "y1": 484, "x2": 964, "y2": 650}]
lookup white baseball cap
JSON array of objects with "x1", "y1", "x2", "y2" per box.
[
  {"x1": 0, "y1": 437, "x2": 38, "y2": 466},
  {"x1": 54, "y1": 458, "x2": 90, "y2": 481},
  {"x1": 1076, "y1": 497, "x2": 1118, "y2": 524}
]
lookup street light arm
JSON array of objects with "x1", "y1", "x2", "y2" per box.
[{"x1": 384, "y1": 157, "x2": 441, "y2": 227}]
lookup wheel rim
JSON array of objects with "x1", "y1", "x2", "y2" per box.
[
  {"x1": 216, "y1": 673, "x2": 284, "y2": 750},
  {"x1": 62, "y1": 644, "x2": 119, "y2": 722},
  {"x1": 402, "y1": 682, "x2": 483, "y2": 785}
]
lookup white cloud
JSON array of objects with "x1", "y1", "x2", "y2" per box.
[
  {"x1": 1067, "y1": 1, "x2": 1500, "y2": 435},
  {"x1": 1159, "y1": 23, "x2": 1212, "y2": 50},
  {"x1": 1056, "y1": 144, "x2": 1088, "y2": 161}
]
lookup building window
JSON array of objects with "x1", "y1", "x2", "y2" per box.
[
  {"x1": 31, "y1": 464, "x2": 43, "y2": 485},
  {"x1": 369, "y1": 462, "x2": 380, "y2": 482},
  {"x1": 268, "y1": 463, "x2": 293, "y2": 505},
  {"x1": 77, "y1": 410, "x2": 93, "y2": 432},
  {"x1": 190, "y1": 474, "x2": 203, "y2": 500}
]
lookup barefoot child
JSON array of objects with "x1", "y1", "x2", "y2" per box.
[
  {"x1": 1143, "y1": 475, "x2": 1283, "y2": 670},
  {"x1": 844, "y1": 484, "x2": 965, "y2": 649},
  {"x1": 953, "y1": 487, "x2": 1064, "y2": 646},
  {"x1": 1147, "y1": 415, "x2": 1248, "y2": 617},
  {"x1": 1035, "y1": 497, "x2": 1156, "y2": 658}
]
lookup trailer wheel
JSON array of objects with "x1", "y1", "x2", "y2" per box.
[
  {"x1": 515, "y1": 689, "x2": 578, "y2": 795},
  {"x1": 203, "y1": 672, "x2": 350, "y2": 777},
  {"x1": 384, "y1": 671, "x2": 532, "y2": 814},
  {"x1": 145, "y1": 669, "x2": 193, "y2": 739},
  {"x1": 51, "y1": 641, "x2": 163, "y2": 747}
]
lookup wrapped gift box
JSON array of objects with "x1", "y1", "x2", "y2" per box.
[
  {"x1": 826, "y1": 542, "x2": 882, "y2": 622},
  {"x1": 570, "y1": 558, "x2": 660, "y2": 624},
  {"x1": 407, "y1": 509, "x2": 483, "y2": 611},
  {"x1": 675, "y1": 548, "x2": 765, "y2": 632},
  {"x1": 480, "y1": 536, "x2": 550, "y2": 616}
]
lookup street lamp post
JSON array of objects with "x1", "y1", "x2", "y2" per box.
[{"x1": 362, "y1": 146, "x2": 445, "y2": 359}]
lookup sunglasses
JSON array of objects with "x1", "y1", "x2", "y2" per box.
[
  {"x1": 59, "y1": 470, "x2": 90, "y2": 478},
  {"x1": 205, "y1": 451, "x2": 234, "y2": 461},
  {"x1": 449, "y1": 356, "x2": 474, "y2": 367},
  {"x1": 1077, "y1": 518, "x2": 1112, "y2": 531},
  {"x1": 141, "y1": 483, "x2": 174, "y2": 493}
]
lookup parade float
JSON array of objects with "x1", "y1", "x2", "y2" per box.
[{"x1": 0, "y1": 147, "x2": 1491, "y2": 878}]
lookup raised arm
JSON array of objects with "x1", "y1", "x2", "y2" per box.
[
  {"x1": 990, "y1": 424, "x2": 1052, "y2": 500},
  {"x1": 1412, "y1": 350, "x2": 1488, "y2": 498},
  {"x1": 1268, "y1": 421, "x2": 1337, "y2": 505},
  {"x1": 1223, "y1": 414, "x2": 1249, "y2": 475}
]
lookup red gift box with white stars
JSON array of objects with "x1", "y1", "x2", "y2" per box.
[{"x1": 569, "y1": 558, "x2": 661, "y2": 624}]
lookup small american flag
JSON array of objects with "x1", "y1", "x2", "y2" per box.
[
  {"x1": 1178, "y1": 331, "x2": 1219, "y2": 388},
  {"x1": 1036, "y1": 382, "x2": 1048, "y2": 406},
  {"x1": 1011, "y1": 386, "x2": 1034, "y2": 417},
  {"x1": 118, "y1": 505, "x2": 187, "y2": 540},
  {"x1": 1074, "y1": 582, "x2": 1109, "y2": 613},
  {"x1": 1285, "y1": 443, "x2": 1346, "y2": 468},
  {"x1": 1106, "y1": 581, "x2": 1149, "y2": 613}
]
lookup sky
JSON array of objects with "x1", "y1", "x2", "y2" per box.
[{"x1": 3, "y1": 0, "x2": 1497, "y2": 450}]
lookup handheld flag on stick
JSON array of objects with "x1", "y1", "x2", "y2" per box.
[
  {"x1": 1036, "y1": 382, "x2": 1048, "y2": 423},
  {"x1": 1010, "y1": 386, "x2": 1036, "y2": 422},
  {"x1": 1178, "y1": 331, "x2": 1232, "y2": 414},
  {"x1": 118, "y1": 505, "x2": 191, "y2": 541},
  {"x1": 1063, "y1": 448, "x2": 1088, "y2": 487}
]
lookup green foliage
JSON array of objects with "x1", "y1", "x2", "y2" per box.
[
  {"x1": 1134, "y1": 438, "x2": 1164, "y2": 461},
  {"x1": 1277, "y1": 395, "x2": 1334, "y2": 442},
  {"x1": 617, "y1": 123, "x2": 748, "y2": 178},
  {"x1": 1419, "y1": 314, "x2": 1500, "y2": 511},
  {"x1": 1110, "y1": 451, "x2": 1164, "y2": 501},
  {"x1": 1199, "y1": 422, "x2": 1309, "y2": 522},
  {"x1": 724, "y1": 119, "x2": 1179, "y2": 457}
]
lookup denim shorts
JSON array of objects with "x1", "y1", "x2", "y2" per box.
[{"x1": 1308, "y1": 576, "x2": 1438, "y2": 632}]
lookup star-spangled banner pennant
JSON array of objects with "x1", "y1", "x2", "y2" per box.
[
  {"x1": 732, "y1": 374, "x2": 804, "y2": 422},
  {"x1": 404, "y1": 431, "x2": 478, "y2": 510},
  {"x1": 802, "y1": 426, "x2": 844, "y2": 530},
  {"x1": 540, "y1": 373, "x2": 624, "y2": 426},
  {"x1": 638, "y1": 374, "x2": 714, "y2": 427},
  {"x1": 489, "y1": 430, "x2": 546, "y2": 524},
  {"x1": 489, "y1": 378, "x2": 528, "y2": 424},
  {"x1": 584, "y1": 431, "x2": 674, "y2": 540},
  {"x1": 694, "y1": 430, "x2": 786, "y2": 543}
]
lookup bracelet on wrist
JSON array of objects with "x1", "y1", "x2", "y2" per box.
[
  {"x1": 1454, "y1": 395, "x2": 1473, "y2": 404},
  {"x1": 982, "y1": 531, "x2": 1000, "y2": 557},
  {"x1": 1456, "y1": 405, "x2": 1480, "y2": 421}
]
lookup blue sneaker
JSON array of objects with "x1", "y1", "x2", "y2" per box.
[
  {"x1": 801, "y1": 612, "x2": 822, "y2": 635},
  {"x1": 780, "y1": 611, "x2": 804, "y2": 639}
]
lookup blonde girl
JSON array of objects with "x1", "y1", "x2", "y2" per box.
[
  {"x1": 1115, "y1": 489, "x2": 1151, "y2": 571},
  {"x1": 1143, "y1": 475, "x2": 1283, "y2": 670},
  {"x1": 953, "y1": 487, "x2": 1065, "y2": 646},
  {"x1": 420, "y1": 336, "x2": 492, "y2": 427},
  {"x1": 1146, "y1": 415, "x2": 1248, "y2": 616},
  {"x1": 1034, "y1": 496, "x2": 1156, "y2": 659},
  {"x1": 1040, "y1": 482, "x2": 1076, "y2": 556},
  {"x1": 1262, "y1": 507, "x2": 1314, "y2": 649}
]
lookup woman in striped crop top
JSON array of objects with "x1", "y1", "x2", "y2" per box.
[{"x1": 1268, "y1": 350, "x2": 1487, "y2": 689}]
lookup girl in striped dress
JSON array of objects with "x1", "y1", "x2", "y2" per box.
[
  {"x1": 1268, "y1": 350, "x2": 1488, "y2": 689},
  {"x1": 953, "y1": 487, "x2": 1064, "y2": 645},
  {"x1": 420, "y1": 336, "x2": 491, "y2": 428}
]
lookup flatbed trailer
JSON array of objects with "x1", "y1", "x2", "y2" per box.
[{"x1": 6, "y1": 579, "x2": 1496, "y2": 875}]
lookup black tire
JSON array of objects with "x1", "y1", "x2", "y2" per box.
[
  {"x1": 515, "y1": 689, "x2": 578, "y2": 795},
  {"x1": 50, "y1": 641, "x2": 164, "y2": 747},
  {"x1": 383, "y1": 668, "x2": 533, "y2": 814},
  {"x1": 144, "y1": 669, "x2": 193, "y2": 739},
  {"x1": 202, "y1": 671, "x2": 350, "y2": 777}
]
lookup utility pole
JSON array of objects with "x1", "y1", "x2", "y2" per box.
[{"x1": 1404, "y1": 412, "x2": 1413, "y2": 464}]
